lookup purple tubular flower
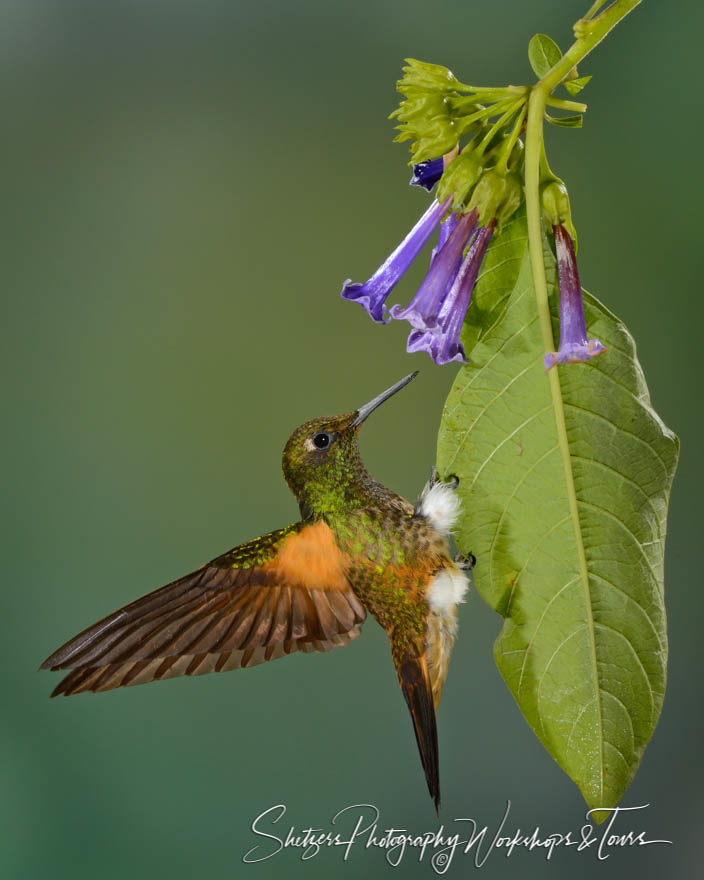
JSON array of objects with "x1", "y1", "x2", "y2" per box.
[
  {"x1": 544, "y1": 224, "x2": 606, "y2": 371},
  {"x1": 407, "y1": 221, "x2": 495, "y2": 365},
  {"x1": 410, "y1": 157, "x2": 444, "y2": 191},
  {"x1": 341, "y1": 197, "x2": 450, "y2": 324},
  {"x1": 430, "y1": 211, "x2": 458, "y2": 266},
  {"x1": 389, "y1": 209, "x2": 478, "y2": 331}
]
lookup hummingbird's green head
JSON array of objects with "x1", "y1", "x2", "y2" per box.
[{"x1": 282, "y1": 372, "x2": 418, "y2": 518}]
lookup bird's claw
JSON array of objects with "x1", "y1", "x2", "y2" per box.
[
  {"x1": 455, "y1": 551, "x2": 476, "y2": 571},
  {"x1": 428, "y1": 465, "x2": 459, "y2": 490}
]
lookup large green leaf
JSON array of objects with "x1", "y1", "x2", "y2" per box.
[{"x1": 437, "y1": 211, "x2": 679, "y2": 815}]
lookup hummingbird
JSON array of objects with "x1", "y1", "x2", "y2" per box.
[{"x1": 41, "y1": 372, "x2": 469, "y2": 808}]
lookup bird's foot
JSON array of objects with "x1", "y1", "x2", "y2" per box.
[
  {"x1": 427, "y1": 465, "x2": 459, "y2": 490},
  {"x1": 455, "y1": 551, "x2": 476, "y2": 571}
]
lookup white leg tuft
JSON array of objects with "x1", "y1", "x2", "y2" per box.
[
  {"x1": 418, "y1": 481, "x2": 461, "y2": 536},
  {"x1": 426, "y1": 568, "x2": 469, "y2": 615}
]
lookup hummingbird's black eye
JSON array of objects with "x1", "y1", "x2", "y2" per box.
[{"x1": 312, "y1": 431, "x2": 331, "y2": 449}]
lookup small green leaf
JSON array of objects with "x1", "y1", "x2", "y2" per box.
[
  {"x1": 528, "y1": 34, "x2": 563, "y2": 79},
  {"x1": 438, "y1": 213, "x2": 679, "y2": 816},
  {"x1": 565, "y1": 75, "x2": 592, "y2": 96},
  {"x1": 546, "y1": 113, "x2": 583, "y2": 128}
]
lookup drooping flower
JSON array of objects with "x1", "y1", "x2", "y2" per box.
[
  {"x1": 389, "y1": 210, "x2": 477, "y2": 331},
  {"x1": 340, "y1": 197, "x2": 450, "y2": 323},
  {"x1": 544, "y1": 224, "x2": 606, "y2": 371},
  {"x1": 407, "y1": 220, "x2": 495, "y2": 364}
]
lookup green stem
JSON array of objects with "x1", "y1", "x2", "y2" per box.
[
  {"x1": 478, "y1": 100, "x2": 524, "y2": 154},
  {"x1": 549, "y1": 1, "x2": 644, "y2": 92},
  {"x1": 495, "y1": 104, "x2": 527, "y2": 174},
  {"x1": 584, "y1": 0, "x2": 609, "y2": 20},
  {"x1": 455, "y1": 97, "x2": 517, "y2": 134},
  {"x1": 457, "y1": 85, "x2": 528, "y2": 101},
  {"x1": 546, "y1": 96, "x2": 587, "y2": 113},
  {"x1": 525, "y1": 0, "x2": 643, "y2": 358}
]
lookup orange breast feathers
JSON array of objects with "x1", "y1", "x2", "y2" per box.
[{"x1": 260, "y1": 521, "x2": 351, "y2": 592}]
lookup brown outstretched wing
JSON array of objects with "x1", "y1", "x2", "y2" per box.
[{"x1": 41, "y1": 521, "x2": 365, "y2": 696}]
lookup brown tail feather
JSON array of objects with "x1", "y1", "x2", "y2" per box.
[{"x1": 397, "y1": 651, "x2": 440, "y2": 810}]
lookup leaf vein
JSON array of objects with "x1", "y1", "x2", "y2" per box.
[
  {"x1": 446, "y1": 352, "x2": 545, "y2": 473},
  {"x1": 577, "y1": 499, "x2": 661, "y2": 588},
  {"x1": 570, "y1": 455, "x2": 664, "y2": 538},
  {"x1": 516, "y1": 574, "x2": 581, "y2": 695},
  {"x1": 563, "y1": 402, "x2": 670, "y2": 475}
]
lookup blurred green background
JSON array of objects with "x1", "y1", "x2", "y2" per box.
[{"x1": 2, "y1": 1, "x2": 700, "y2": 877}]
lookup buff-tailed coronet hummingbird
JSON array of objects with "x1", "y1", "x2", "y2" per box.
[{"x1": 41, "y1": 372, "x2": 470, "y2": 808}]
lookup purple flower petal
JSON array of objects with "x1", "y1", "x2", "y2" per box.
[
  {"x1": 429, "y1": 222, "x2": 494, "y2": 365},
  {"x1": 407, "y1": 327, "x2": 467, "y2": 364},
  {"x1": 341, "y1": 197, "x2": 450, "y2": 324},
  {"x1": 430, "y1": 212, "x2": 458, "y2": 267},
  {"x1": 404, "y1": 219, "x2": 495, "y2": 366},
  {"x1": 390, "y1": 209, "x2": 478, "y2": 331},
  {"x1": 545, "y1": 225, "x2": 606, "y2": 371},
  {"x1": 544, "y1": 339, "x2": 607, "y2": 371},
  {"x1": 410, "y1": 157, "x2": 444, "y2": 191},
  {"x1": 406, "y1": 328, "x2": 437, "y2": 356}
]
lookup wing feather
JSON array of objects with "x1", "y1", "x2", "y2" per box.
[{"x1": 42, "y1": 522, "x2": 366, "y2": 697}]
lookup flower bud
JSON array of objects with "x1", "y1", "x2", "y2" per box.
[
  {"x1": 399, "y1": 59, "x2": 459, "y2": 92},
  {"x1": 392, "y1": 92, "x2": 458, "y2": 162},
  {"x1": 467, "y1": 169, "x2": 523, "y2": 229},
  {"x1": 496, "y1": 173, "x2": 522, "y2": 228},
  {"x1": 541, "y1": 180, "x2": 576, "y2": 242},
  {"x1": 412, "y1": 118, "x2": 459, "y2": 164},
  {"x1": 436, "y1": 150, "x2": 484, "y2": 211}
]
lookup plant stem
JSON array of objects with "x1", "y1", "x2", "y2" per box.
[
  {"x1": 456, "y1": 97, "x2": 517, "y2": 132},
  {"x1": 546, "y1": 96, "x2": 587, "y2": 113},
  {"x1": 478, "y1": 100, "x2": 524, "y2": 154},
  {"x1": 524, "y1": 0, "x2": 643, "y2": 358},
  {"x1": 495, "y1": 104, "x2": 527, "y2": 174}
]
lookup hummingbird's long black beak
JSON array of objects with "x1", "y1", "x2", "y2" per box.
[{"x1": 351, "y1": 372, "x2": 418, "y2": 427}]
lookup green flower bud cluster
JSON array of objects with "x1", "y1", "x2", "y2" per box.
[
  {"x1": 390, "y1": 60, "x2": 462, "y2": 163},
  {"x1": 391, "y1": 59, "x2": 527, "y2": 166},
  {"x1": 392, "y1": 58, "x2": 529, "y2": 231},
  {"x1": 435, "y1": 152, "x2": 522, "y2": 230}
]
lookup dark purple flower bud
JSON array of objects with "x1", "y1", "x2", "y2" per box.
[
  {"x1": 410, "y1": 157, "x2": 444, "y2": 191},
  {"x1": 544, "y1": 224, "x2": 606, "y2": 371},
  {"x1": 340, "y1": 198, "x2": 450, "y2": 324},
  {"x1": 389, "y1": 209, "x2": 478, "y2": 331}
]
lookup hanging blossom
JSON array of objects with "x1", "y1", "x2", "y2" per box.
[
  {"x1": 341, "y1": 148, "x2": 507, "y2": 364},
  {"x1": 544, "y1": 224, "x2": 606, "y2": 371},
  {"x1": 388, "y1": 210, "x2": 477, "y2": 331},
  {"x1": 340, "y1": 197, "x2": 450, "y2": 324},
  {"x1": 406, "y1": 220, "x2": 495, "y2": 365}
]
